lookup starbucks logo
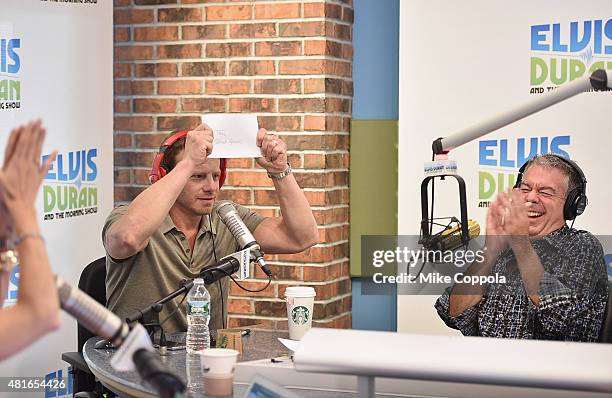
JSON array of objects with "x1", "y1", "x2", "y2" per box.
[{"x1": 291, "y1": 306, "x2": 310, "y2": 325}]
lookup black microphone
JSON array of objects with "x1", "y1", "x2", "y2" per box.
[
  {"x1": 216, "y1": 201, "x2": 272, "y2": 277},
  {"x1": 55, "y1": 275, "x2": 129, "y2": 347},
  {"x1": 125, "y1": 251, "x2": 247, "y2": 326},
  {"x1": 199, "y1": 252, "x2": 242, "y2": 285}
]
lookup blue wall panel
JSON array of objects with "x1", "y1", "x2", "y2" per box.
[
  {"x1": 351, "y1": 0, "x2": 400, "y2": 332},
  {"x1": 352, "y1": 279, "x2": 397, "y2": 331},
  {"x1": 352, "y1": 0, "x2": 399, "y2": 120}
]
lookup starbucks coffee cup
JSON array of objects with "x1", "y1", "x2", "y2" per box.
[{"x1": 284, "y1": 286, "x2": 316, "y2": 340}]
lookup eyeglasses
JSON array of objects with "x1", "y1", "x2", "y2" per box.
[{"x1": 517, "y1": 183, "x2": 565, "y2": 200}]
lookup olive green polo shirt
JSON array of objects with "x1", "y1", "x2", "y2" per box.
[{"x1": 102, "y1": 201, "x2": 264, "y2": 334}]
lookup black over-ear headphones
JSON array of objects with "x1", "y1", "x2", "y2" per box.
[{"x1": 514, "y1": 154, "x2": 588, "y2": 221}]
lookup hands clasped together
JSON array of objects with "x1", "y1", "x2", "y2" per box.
[{"x1": 484, "y1": 188, "x2": 532, "y2": 257}]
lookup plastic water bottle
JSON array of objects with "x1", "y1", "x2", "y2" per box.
[{"x1": 186, "y1": 278, "x2": 211, "y2": 354}]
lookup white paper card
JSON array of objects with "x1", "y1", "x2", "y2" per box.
[{"x1": 202, "y1": 114, "x2": 260, "y2": 158}]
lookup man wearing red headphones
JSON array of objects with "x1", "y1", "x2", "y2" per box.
[{"x1": 102, "y1": 123, "x2": 318, "y2": 334}]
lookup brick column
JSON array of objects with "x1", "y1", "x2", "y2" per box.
[{"x1": 113, "y1": 0, "x2": 353, "y2": 329}]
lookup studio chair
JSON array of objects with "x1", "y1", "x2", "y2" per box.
[
  {"x1": 600, "y1": 288, "x2": 612, "y2": 343},
  {"x1": 61, "y1": 256, "x2": 114, "y2": 398}
]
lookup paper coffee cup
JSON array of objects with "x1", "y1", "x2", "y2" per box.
[
  {"x1": 200, "y1": 348, "x2": 239, "y2": 375},
  {"x1": 200, "y1": 349, "x2": 238, "y2": 397},
  {"x1": 285, "y1": 286, "x2": 316, "y2": 340}
]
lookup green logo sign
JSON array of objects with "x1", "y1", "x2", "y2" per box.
[{"x1": 291, "y1": 306, "x2": 309, "y2": 325}]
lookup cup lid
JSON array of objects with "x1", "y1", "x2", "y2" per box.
[{"x1": 285, "y1": 286, "x2": 316, "y2": 297}]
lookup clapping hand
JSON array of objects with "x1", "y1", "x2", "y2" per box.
[{"x1": 0, "y1": 120, "x2": 56, "y2": 235}]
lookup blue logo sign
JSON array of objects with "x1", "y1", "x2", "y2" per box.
[
  {"x1": 3, "y1": 265, "x2": 20, "y2": 305},
  {"x1": 44, "y1": 367, "x2": 72, "y2": 398},
  {"x1": 530, "y1": 19, "x2": 612, "y2": 90},
  {"x1": 0, "y1": 37, "x2": 21, "y2": 107},
  {"x1": 477, "y1": 135, "x2": 571, "y2": 204},
  {"x1": 42, "y1": 148, "x2": 99, "y2": 221},
  {"x1": 0, "y1": 38, "x2": 20, "y2": 74}
]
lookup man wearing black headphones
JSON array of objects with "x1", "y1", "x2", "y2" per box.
[
  {"x1": 436, "y1": 154, "x2": 608, "y2": 341},
  {"x1": 103, "y1": 124, "x2": 318, "y2": 334}
]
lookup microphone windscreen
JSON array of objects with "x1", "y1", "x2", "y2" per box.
[
  {"x1": 440, "y1": 219, "x2": 480, "y2": 238},
  {"x1": 438, "y1": 220, "x2": 480, "y2": 251},
  {"x1": 215, "y1": 201, "x2": 235, "y2": 218}
]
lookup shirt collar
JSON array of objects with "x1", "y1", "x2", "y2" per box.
[
  {"x1": 537, "y1": 224, "x2": 570, "y2": 248},
  {"x1": 198, "y1": 214, "x2": 217, "y2": 236},
  {"x1": 160, "y1": 213, "x2": 217, "y2": 236},
  {"x1": 543, "y1": 224, "x2": 569, "y2": 239}
]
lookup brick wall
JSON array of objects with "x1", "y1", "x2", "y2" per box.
[{"x1": 113, "y1": 0, "x2": 352, "y2": 329}]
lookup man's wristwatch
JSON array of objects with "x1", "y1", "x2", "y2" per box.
[{"x1": 267, "y1": 163, "x2": 292, "y2": 180}]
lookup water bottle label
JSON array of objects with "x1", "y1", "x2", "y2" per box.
[{"x1": 188, "y1": 301, "x2": 210, "y2": 316}]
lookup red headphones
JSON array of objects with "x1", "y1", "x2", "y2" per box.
[{"x1": 149, "y1": 129, "x2": 227, "y2": 187}]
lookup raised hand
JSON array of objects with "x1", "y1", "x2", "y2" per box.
[
  {"x1": 183, "y1": 123, "x2": 214, "y2": 168},
  {"x1": 255, "y1": 129, "x2": 288, "y2": 173},
  {"x1": 0, "y1": 120, "x2": 56, "y2": 234}
]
